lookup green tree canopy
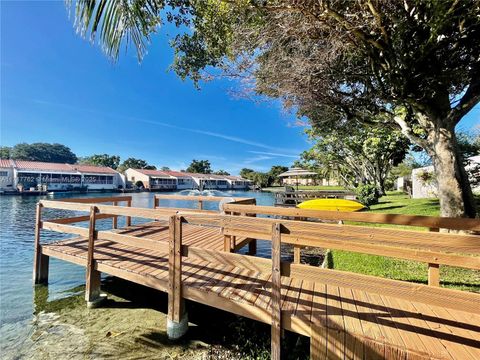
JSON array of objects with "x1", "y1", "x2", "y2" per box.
[
  {"x1": 186, "y1": 160, "x2": 212, "y2": 174},
  {"x1": 213, "y1": 169, "x2": 230, "y2": 175},
  {"x1": 79, "y1": 154, "x2": 120, "y2": 169},
  {"x1": 9, "y1": 143, "x2": 77, "y2": 163},
  {"x1": 268, "y1": 165, "x2": 289, "y2": 185},
  {"x1": 118, "y1": 158, "x2": 156, "y2": 172},
  {"x1": 239, "y1": 168, "x2": 255, "y2": 179},
  {"x1": 302, "y1": 124, "x2": 409, "y2": 194},
  {"x1": 0, "y1": 146, "x2": 11, "y2": 159},
  {"x1": 69, "y1": 0, "x2": 480, "y2": 217}
]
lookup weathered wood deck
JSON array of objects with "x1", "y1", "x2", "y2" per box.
[{"x1": 34, "y1": 196, "x2": 480, "y2": 359}]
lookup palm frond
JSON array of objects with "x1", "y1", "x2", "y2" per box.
[{"x1": 66, "y1": 0, "x2": 162, "y2": 61}]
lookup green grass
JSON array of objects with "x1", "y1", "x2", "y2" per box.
[
  {"x1": 330, "y1": 191, "x2": 480, "y2": 292},
  {"x1": 262, "y1": 185, "x2": 346, "y2": 192}
]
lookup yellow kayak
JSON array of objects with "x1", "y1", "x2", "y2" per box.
[{"x1": 297, "y1": 199, "x2": 365, "y2": 212}]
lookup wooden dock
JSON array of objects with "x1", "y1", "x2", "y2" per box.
[
  {"x1": 274, "y1": 190, "x2": 357, "y2": 207},
  {"x1": 33, "y1": 195, "x2": 480, "y2": 359}
]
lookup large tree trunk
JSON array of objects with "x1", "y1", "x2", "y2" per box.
[{"x1": 427, "y1": 127, "x2": 477, "y2": 218}]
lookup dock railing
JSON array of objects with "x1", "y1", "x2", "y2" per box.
[
  {"x1": 34, "y1": 198, "x2": 480, "y2": 359},
  {"x1": 175, "y1": 212, "x2": 479, "y2": 358},
  {"x1": 153, "y1": 194, "x2": 256, "y2": 211},
  {"x1": 274, "y1": 190, "x2": 357, "y2": 206},
  {"x1": 222, "y1": 203, "x2": 480, "y2": 285}
]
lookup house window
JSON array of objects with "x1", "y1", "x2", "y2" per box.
[{"x1": 0, "y1": 171, "x2": 8, "y2": 177}]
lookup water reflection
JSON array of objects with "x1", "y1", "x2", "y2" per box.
[{"x1": 0, "y1": 190, "x2": 275, "y2": 357}]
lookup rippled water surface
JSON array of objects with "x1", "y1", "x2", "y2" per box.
[{"x1": 0, "y1": 190, "x2": 275, "y2": 356}]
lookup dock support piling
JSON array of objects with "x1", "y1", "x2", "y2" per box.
[
  {"x1": 167, "y1": 215, "x2": 188, "y2": 340},
  {"x1": 271, "y1": 222, "x2": 282, "y2": 360},
  {"x1": 85, "y1": 206, "x2": 103, "y2": 307},
  {"x1": 126, "y1": 199, "x2": 132, "y2": 227},
  {"x1": 33, "y1": 203, "x2": 49, "y2": 284},
  {"x1": 112, "y1": 201, "x2": 118, "y2": 229}
]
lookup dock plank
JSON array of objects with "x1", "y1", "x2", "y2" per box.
[{"x1": 41, "y1": 221, "x2": 480, "y2": 360}]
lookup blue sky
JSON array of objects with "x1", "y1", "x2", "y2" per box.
[{"x1": 1, "y1": 2, "x2": 478, "y2": 175}]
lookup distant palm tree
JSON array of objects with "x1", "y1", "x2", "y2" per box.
[{"x1": 67, "y1": 0, "x2": 162, "y2": 61}]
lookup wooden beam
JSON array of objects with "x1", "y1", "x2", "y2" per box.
[
  {"x1": 60, "y1": 196, "x2": 132, "y2": 204},
  {"x1": 428, "y1": 227, "x2": 440, "y2": 286},
  {"x1": 155, "y1": 194, "x2": 255, "y2": 203},
  {"x1": 428, "y1": 263, "x2": 440, "y2": 287},
  {"x1": 96, "y1": 231, "x2": 169, "y2": 253},
  {"x1": 47, "y1": 213, "x2": 117, "y2": 224},
  {"x1": 85, "y1": 206, "x2": 100, "y2": 302},
  {"x1": 126, "y1": 199, "x2": 132, "y2": 227},
  {"x1": 112, "y1": 201, "x2": 118, "y2": 229},
  {"x1": 168, "y1": 215, "x2": 183, "y2": 322},
  {"x1": 180, "y1": 245, "x2": 480, "y2": 314},
  {"x1": 271, "y1": 223, "x2": 282, "y2": 360},
  {"x1": 42, "y1": 222, "x2": 90, "y2": 237},
  {"x1": 222, "y1": 204, "x2": 480, "y2": 231},
  {"x1": 293, "y1": 246, "x2": 301, "y2": 264},
  {"x1": 33, "y1": 204, "x2": 50, "y2": 285}
]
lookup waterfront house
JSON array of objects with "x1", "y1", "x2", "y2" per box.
[
  {"x1": 124, "y1": 168, "x2": 177, "y2": 190},
  {"x1": 124, "y1": 168, "x2": 251, "y2": 191},
  {"x1": 0, "y1": 159, "x2": 15, "y2": 192},
  {"x1": 0, "y1": 159, "x2": 124, "y2": 192},
  {"x1": 163, "y1": 170, "x2": 195, "y2": 190},
  {"x1": 411, "y1": 155, "x2": 480, "y2": 198},
  {"x1": 224, "y1": 175, "x2": 252, "y2": 189}
]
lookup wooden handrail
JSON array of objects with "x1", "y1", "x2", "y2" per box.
[
  {"x1": 223, "y1": 204, "x2": 480, "y2": 231},
  {"x1": 178, "y1": 213, "x2": 480, "y2": 269},
  {"x1": 59, "y1": 196, "x2": 132, "y2": 204},
  {"x1": 177, "y1": 242, "x2": 480, "y2": 315},
  {"x1": 154, "y1": 194, "x2": 255, "y2": 202}
]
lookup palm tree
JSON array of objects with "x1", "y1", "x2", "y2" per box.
[{"x1": 67, "y1": 0, "x2": 163, "y2": 61}]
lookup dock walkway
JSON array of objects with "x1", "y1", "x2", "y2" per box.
[{"x1": 33, "y1": 195, "x2": 480, "y2": 359}]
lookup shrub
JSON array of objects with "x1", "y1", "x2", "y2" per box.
[{"x1": 355, "y1": 184, "x2": 380, "y2": 207}]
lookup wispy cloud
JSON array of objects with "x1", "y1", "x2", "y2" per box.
[
  {"x1": 243, "y1": 155, "x2": 274, "y2": 164},
  {"x1": 247, "y1": 150, "x2": 298, "y2": 158},
  {"x1": 32, "y1": 98, "x2": 296, "y2": 153},
  {"x1": 132, "y1": 118, "x2": 292, "y2": 152}
]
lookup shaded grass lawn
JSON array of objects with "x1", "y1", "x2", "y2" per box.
[{"x1": 331, "y1": 191, "x2": 480, "y2": 292}]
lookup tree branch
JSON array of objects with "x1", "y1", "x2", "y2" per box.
[{"x1": 448, "y1": 77, "x2": 480, "y2": 126}]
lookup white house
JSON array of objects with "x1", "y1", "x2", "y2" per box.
[
  {"x1": 0, "y1": 159, "x2": 123, "y2": 192},
  {"x1": 0, "y1": 159, "x2": 15, "y2": 192},
  {"x1": 124, "y1": 169, "x2": 177, "y2": 190},
  {"x1": 411, "y1": 155, "x2": 480, "y2": 198}
]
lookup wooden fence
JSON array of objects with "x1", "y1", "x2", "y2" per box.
[
  {"x1": 34, "y1": 198, "x2": 480, "y2": 359},
  {"x1": 274, "y1": 190, "x2": 356, "y2": 206}
]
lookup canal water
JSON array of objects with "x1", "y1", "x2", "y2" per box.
[{"x1": 0, "y1": 190, "x2": 277, "y2": 358}]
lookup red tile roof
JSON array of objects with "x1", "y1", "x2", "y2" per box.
[
  {"x1": 163, "y1": 170, "x2": 191, "y2": 177},
  {"x1": 0, "y1": 159, "x2": 118, "y2": 174},
  {"x1": 13, "y1": 160, "x2": 74, "y2": 172},
  {"x1": 0, "y1": 159, "x2": 13, "y2": 168},
  {"x1": 70, "y1": 164, "x2": 118, "y2": 174},
  {"x1": 132, "y1": 169, "x2": 172, "y2": 177}
]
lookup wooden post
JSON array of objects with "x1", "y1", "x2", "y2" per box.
[
  {"x1": 198, "y1": 200, "x2": 203, "y2": 210},
  {"x1": 293, "y1": 245, "x2": 301, "y2": 264},
  {"x1": 428, "y1": 227, "x2": 440, "y2": 286},
  {"x1": 154, "y1": 197, "x2": 159, "y2": 209},
  {"x1": 271, "y1": 222, "x2": 282, "y2": 360},
  {"x1": 126, "y1": 199, "x2": 132, "y2": 227},
  {"x1": 33, "y1": 202, "x2": 49, "y2": 284},
  {"x1": 85, "y1": 206, "x2": 101, "y2": 304},
  {"x1": 168, "y1": 215, "x2": 183, "y2": 322},
  {"x1": 112, "y1": 201, "x2": 118, "y2": 229},
  {"x1": 247, "y1": 199, "x2": 257, "y2": 255}
]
